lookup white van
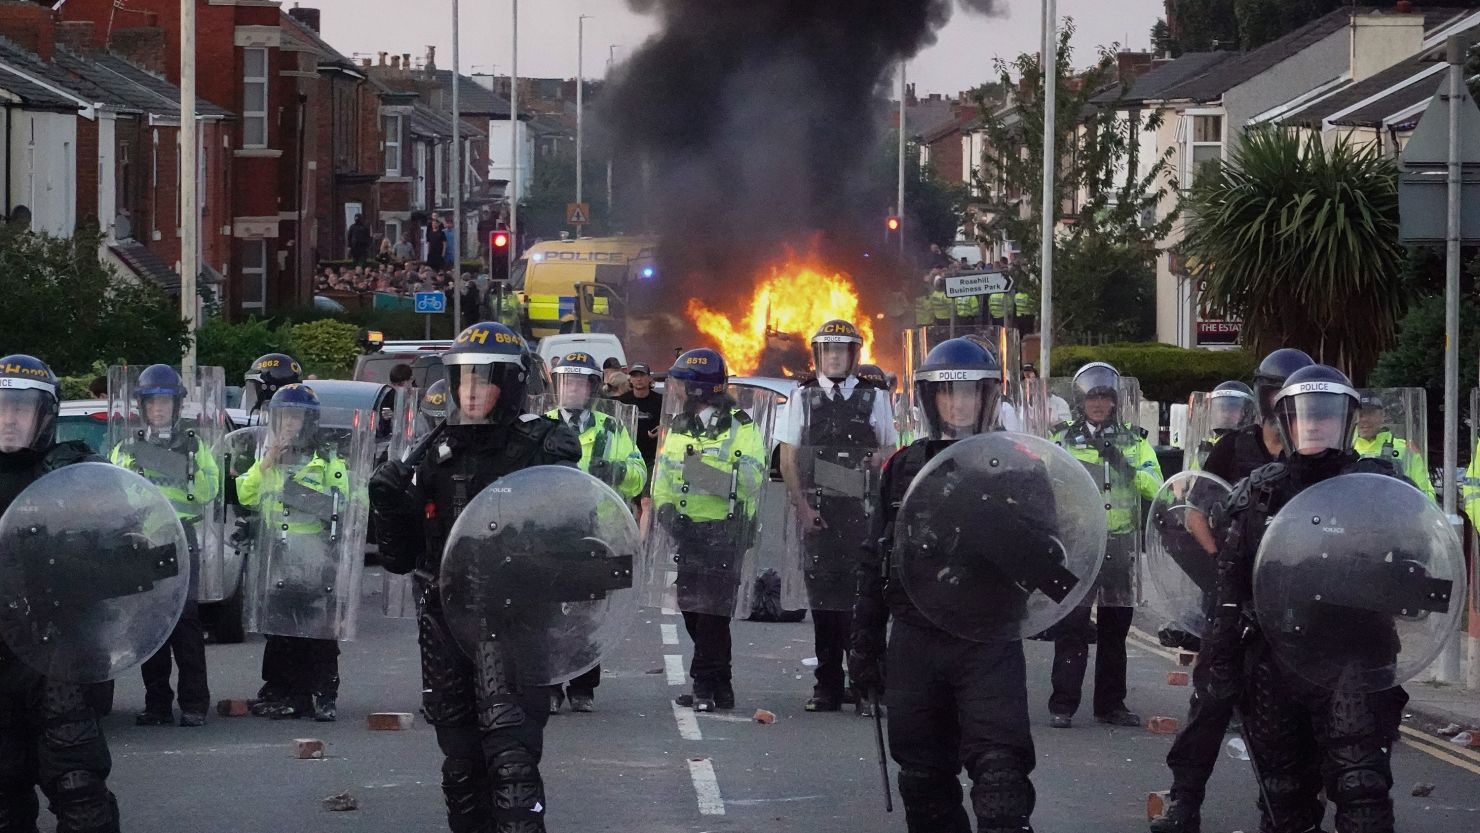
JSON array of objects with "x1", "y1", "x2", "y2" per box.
[{"x1": 536, "y1": 333, "x2": 627, "y2": 370}]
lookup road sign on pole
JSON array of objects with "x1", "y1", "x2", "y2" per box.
[
  {"x1": 567, "y1": 202, "x2": 591, "y2": 225},
  {"x1": 415, "y1": 291, "x2": 447, "y2": 314},
  {"x1": 944, "y1": 271, "x2": 1015, "y2": 298}
]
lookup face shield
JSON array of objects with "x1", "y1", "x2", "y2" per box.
[
  {"x1": 916, "y1": 372, "x2": 1002, "y2": 440},
  {"x1": 1210, "y1": 391, "x2": 1257, "y2": 431},
  {"x1": 139, "y1": 393, "x2": 181, "y2": 435},
  {"x1": 552, "y1": 371, "x2": 599, "y2": 412},
  {"x1": 812, "y1": 341, "x2": 860, "y2": 381},
  {"x1": 1276, "y1": 389, "x2": 1358, "y2": 457},
  {"x1": 447, "y1": 361, "x2": 526, "y2": 426},
  {"x1": 0, "y1": 388, "x2": 53, "y2": 454},
  {"x1": 267, "y1": 403, "x2": 318, "y2": 454},
  {"x1": 1072, "y1": 363, "x2": 1121, "y2": 424}
]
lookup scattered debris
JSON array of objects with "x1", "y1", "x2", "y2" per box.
[
  {"x1": 1411, "y1": 783, "x2": 1435, "y2": 798},
  {"x1": 322, "y1": 791, "x2": 358, "y2": 812},
  {"x1": 753, "y1": 709, "x2": 777, "y2": 725}
]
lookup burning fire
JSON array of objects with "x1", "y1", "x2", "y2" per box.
[{"x1": 688, "y1": 261, "x2": 875, "y2": 376}]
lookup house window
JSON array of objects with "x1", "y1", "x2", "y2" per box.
[
  {"x1": 118, "y1": 141, "x2": 131, "y2": 207},
  {"x1": 240, "y1": 239, "x2": 267, "y2": 313},
  {"x1": 1187, "y1": 113, "x2": 1223, "y2": 185},
  {"x1": 435, "y1": 143, "x2": 446, "y2": 205},
  {"x1": 383, "y1": 115, "x2": 402, "y2": 175},
  {"x1": 26, "y1": 119, "x2": 36, "y2": 208},
  {"x1": 243, "y1": 47, "x2": 269, "y2": 147},
  {"x1": 384, "y1": 219, "x2": 401, "y2": 251},
  {"x1": 413, "y1": 142, "x2": 427, "y2": 209}
]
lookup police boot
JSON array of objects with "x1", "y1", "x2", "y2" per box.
[
  {"x1": 674, "y1": 691, "x2": 715, "y2": 712},
  {"x1": 1149, "y1": 799, "x2": 1201, "y2": 833},
  {"x1": 713, "y1": 685, "x2": 735, "y2": 710},
  {"x1": 567, "y1": 692, "x2": 594, "y2": 713},
  {"x1": 247, "y1": 685, "x2": 286, "y2": 717},
  {"x1": 804, "y1": 688, "x2": 843, "y2": 712},
  {"x1": 134, "y1": 708, "x2": 173, "y2": 727},
  {"x1": 548, "y1": 688, "x2": 565, "y2": 715},
  {"x1": 311, "y1": 693, "x2": 337, "y2": 723},
  {"x1": 267, "y1": 695, "x2": 312, "y2": 720}
]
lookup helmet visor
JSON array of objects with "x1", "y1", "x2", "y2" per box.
[
  {"x1": 813, "y1": 342, "x2": 859, "y2": 380},
  {"x1": 917, "y1": 378, "x2": 1001, "y2": 440},
  {"x1": 139, "y1": 393, "x2": 180, "y2": 430},
  {"x1": 448, "y1": 362, "x2": 525, "y2": 426},
  {"x1": 1072, "y1": 364, "x2": 1121, "y2": 420},
  {"x1": 0, "y1": 388, "x2": 51, "y2": 453},
  {"x1": 1276, "y1": 392, "x2": 1357, "y2": 456},
  {"x1": 552, "y1": 372, "x2": 596, "y2": 411},
  {"x1": 1210, "y1": 391, "x2": 1257, "y2": 431},
  {"x1": 266, "y1": 402, "x2": 317, "y2": 451}
]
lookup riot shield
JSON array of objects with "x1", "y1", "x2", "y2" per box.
[
  {"x1": 107, "y1": 364, "x2": 230, "y2": 602},
  {"x1": 895, "y1": 432, "x2": 1107, "y2": 642},
  {"x1": 903, "y1": 325, "x2": 1021, "y2": 439},
  {"x1": 439, "y1": 466, "x2": 639, "y2": 685},
  {"x1": 1183, "y1": 389, "x2": 1258, "y2": 471},
  {"x1": 1144, "y1": 471, "x2": 1232, "y2": 638},
  {"x1": 1254, "y1": 473, "x2": 1466, "y2": 693},
  {"x1": 221, "y1": 426, "x2": 266, "y2": 603},
  {"x1": 240, "y1": 412, "x2": 374, "y2": 641},
  {"x1": 528, "y1": 394, "x2": 644, "y2": 495},
  {"x1": 790, "y1": 385, "x2": 892, "y2": 611},
  {"x1": 0, "y1": 463, "x2": 190, "y2": 683},
  {"x1": 387, "y1": 386, "x2": 420, "y2": 464},
  {"x1": 1028, "y1": 375, "x2": 1149, "y2": 607},
  {"x1": 642, "y1": 382, "x2": 776, "y2": 617},
  {"x1": 1354, "y1": 388, "x2": 1433, "y2": 499}
]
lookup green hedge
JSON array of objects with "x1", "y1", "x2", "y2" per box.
[
  {"x1": 196, "y1": 317, "x2": 362, "y2": 382},
  {"x1": 1051, "y1": 343, "x2": 1258, "y2": 404}
]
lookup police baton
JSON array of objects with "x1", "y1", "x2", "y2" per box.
[
  {"x1": 871, "y1": 691, "x2": 893, "y2": 812},
  {"x1": 400, "y1": 421, "x2": 448, "y2": 466}
]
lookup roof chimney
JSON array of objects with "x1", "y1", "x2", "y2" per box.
[
  {"x1": 402, "y1": 52, "x2": 411, "y2": 69},
  {"x1": 378, "y1": 51, "x2": 388, "y2": 66},
  {"x1": 390, "y1": 54, "x2": 401, "y2": 70},
  {"x1": 426, "y1": 45, "x2": 436, "y2": 71},
  {"x1": 1395, "y1": 1, "x2": 1415, "y2": 13},
  {"x1": 56, "y1": 20, "x2": 96, "y2": 55},
  {"x1": 287, "y1": 7, "x2": 321, "y2": 34}
]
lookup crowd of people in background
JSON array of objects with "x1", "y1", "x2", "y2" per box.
[{"x1": 314, "y1": 262, "x2": 470, "y2": 298}]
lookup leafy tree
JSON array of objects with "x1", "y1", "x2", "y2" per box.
[
  {"x1": 0, "y1": 225, "x2": 188, "y2": 375},
  {"x1": 1150, "y1": 19, "x2": 1176, "y2": 57},
  {"x1": 1370, "y1": 293, "x2": 1480, "y2": 463},
  {"x1": 970, "y1": 19, "x2": 1178, "y2": 345},
  {"x1": 1181, "y1": 128, "x2": 1405, "y2": 382},
  {"x1": 519, "y1": 153, "x2": 613, "y2": 242},
  {"x1": 873, "y1": 133, "x2": 971, "y2": 254}
]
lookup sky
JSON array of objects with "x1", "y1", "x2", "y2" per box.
[{"x1": 315, "y1": 0, "x2": 1168, "y2": 97}]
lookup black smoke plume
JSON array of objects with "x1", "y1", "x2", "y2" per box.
[{"x1": 600, "y1": 1, "x2": 1004, "y2": 360}]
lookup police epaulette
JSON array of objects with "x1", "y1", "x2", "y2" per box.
[
  {"x1": 1136, "y1": 426, "x2": 1149, "y2": 439},
  {"x1": 733, "y1": 410, "x2": 753, "y2": 425},
  {"x1": 518, "y1": 413, "x2": 542, "y2": 423}
]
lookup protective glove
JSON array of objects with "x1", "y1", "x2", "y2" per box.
[
  {"x1": 369, "y1": 460, "x2": 416, "y2": 513},
  {"x1": 848, "y1": 646, "x2": 886, "y2": 699},
  {"x1": 1099, "y1": 439, "x2": 1133, "y2": 472},
  {"x1": 655, "y1": 503, "x2": 679, "y2": 528}
]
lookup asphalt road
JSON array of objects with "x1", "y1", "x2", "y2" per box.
[{"x1": 66, "y1": 569, "x2": 1480, "y2": 832}]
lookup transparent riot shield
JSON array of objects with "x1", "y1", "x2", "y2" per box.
[
  {"x1": 1144, "y1": 471, "x2": 1232, "y2": 638},
  {"x1": 1183, "y1": 388, "x2": 1258, "y2": 472},
  {"x1": 221, "y1": 426, "x2": 265, "y2": 604},
  {"x1": 528, "y1": 394, "x2": 645, "y2": 496},
  {"x1": 1470, "y1": 388, "x2": 1480, "y2": 614},
  {"x1": 642, "y1": 382, "x2": 775, "y2": 617},
  {"x1": 240, "y1": 411, "x2": 374, "y2": 640},
  {"x1": 1028, "y1": 375, "x2": 1150, "y2": 607},
  {"x1": 896, "y1": 432, "x2": 1107, "y2": 642},
  {"x1": 789, "y1": 384, "x2": 892, "y2": 611},
  {"x1": 388, "y1": 386, "x2": 420, "y2": 464},
  {"x1": 1254, "y1": 473, "x2": 1466, "y2": 693},
  {"x1": 0, "y1": 464, "x2": 190, "y2": 683},
  {"x1": 106, "y1": 364, "x2": 230, "y2": 602},
  {"x1": 903, "y1": 325, "x2": 1021, "y2": 439},
  {"x1": 1354, "y1": 388, "x2": 1433, "y2": 499},
  {"x1": 440, "y1": 466, "x2": 639, "y2": 685}
]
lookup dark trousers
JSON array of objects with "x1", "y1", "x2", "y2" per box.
[
  {"x1": 1165, "y1": 653, "x2": 1238, "y2": 805},
  {"x1": 0, "y1": 654, "x2": 119, "y2": 832},
  {"x1": 886, "y1": 619, "x2": 1035, "y2": 833},
  {"x1": 564, "y1": 665, "x2": 600, "y2": 697},
  {"x1": 261, "y1": 635, "x2": 339, "y2": 699},
  {"x1": 420, "y1": 600, "x2": 549, "y2": 833},
  {"x1": 811, "y1": 608, "x2": 852, "y2": 695},
  {"x1": 140, "y1": 600, "x2": 208, "y2": 715},
  {"x1": 680, "y1": 611, "x2": 732, "y2": 692},
  {"x1": 1048, "y1": 604, "x2": 1133, "y2": 717}
]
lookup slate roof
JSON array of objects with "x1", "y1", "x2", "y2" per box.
[
  {"x1": 1089, "y1": 52, "x2": 1238, "y2": 106},
  {"x1": 0, "y1": 35, "x2": 227, "y2": 118},
  {"x1": 0, "y1": 63, "x2": 76, "y2": 109},
  {"x1": 109, "y1": 240, "x2": 178, "y2": 292}
]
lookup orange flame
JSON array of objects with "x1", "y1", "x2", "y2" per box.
[{"x1": 687, "y1": 262, "x2": 875, "y2": 376}]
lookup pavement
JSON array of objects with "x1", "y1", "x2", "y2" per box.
[{"x1": 62, "y1": 569, "x2": 1480, "y2": 832}]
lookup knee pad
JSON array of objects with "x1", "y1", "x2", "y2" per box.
[
  {"x1": 479, "y1": 696, "x2": 527, "y2": 732},
  {"x1": 47, "y1": 771, "x2": 118, "y2": 833},
  {"x1": 440, "y1": 755, "x2": 489, "y2": 831},
  {"x1": 1328, "y1": 761, "x2": 1390, "y2": 807},
  {"x1": 969, "y1": 748, "x2": 1034, "y2": 828},
  {"x1": 488, "y1": 748, "x2": 543, "y2": 814},
  {"x1": 442, "y1": 756, "x2": 485, "y2": 790}
]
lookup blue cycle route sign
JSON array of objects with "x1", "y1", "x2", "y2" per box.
[{"x1": 415, "y1": 291, "x2": 447, "y2": 314}]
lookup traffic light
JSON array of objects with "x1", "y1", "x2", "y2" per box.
[
  {"x1": 488, "y1": 228, "x2": 511, "y2": 281},
  {"x1": 886, "y1": 215, "x2": 901, "y2": 232}
]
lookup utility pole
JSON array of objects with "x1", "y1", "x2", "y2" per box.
[
  {"x1": 180, "y1": 0, "x2": 198, "y2": 376},
  {"x1": 1038, "y1": 0, "x2": 1058, "y2": 376},
  {"x1": 577, "y1": 14, "x2": 590, "y2": 237},
  {"x1": 451, "y1": 0, "x2": 463, "y2": 331},
  {"x1": 897, "y1": 62, "x2": 907, "y2": 257},
  {"x1": 508, "y1": 0, "x2": 520, "y2": 277}
]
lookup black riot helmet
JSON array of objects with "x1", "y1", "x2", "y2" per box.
[
  {"x1": 135, "y1": 363, "x2": 188, "y2": 434},
  {"x1": 1272, "y1": 364, "x2": 1359, "y2": 458},
  {"x1": 442, "y1": 322, "x2": 530, "y2": 426},
  {"x1": 1070, "y1": 362, "x2": 1122, "y2": 425},
  {"x1": 1209, "y1": 380, "x2": 1257, "y2": 432},
  {"x1": 419, "y1": 379, "x2": 449, "y2": 421},
  {"x1": 811, "y1": 319, "x2": 863, "y2": 383},
  {"x1": 1253, "y1": 348, "x2": 1314, "y2": 422},
  {"x1": 244, "y1": 353, "x2": 302, "y2": 414},
  {"x1": 0, "y1": 354, "x2": 60, "y2": 454},
  {"x1": 914, "y1": 338, "x2": 1002, "y2": 440},
  {"x1": 855, "y1": 363, "x2": 890, "y2": 390}
]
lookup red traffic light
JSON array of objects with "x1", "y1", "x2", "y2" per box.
[
  {"x1": 886, "y1": 216, "x2": 901, "y2": 232},
  {"x1": 491, "y1": 230, "x2": 510, "y2": 250}
]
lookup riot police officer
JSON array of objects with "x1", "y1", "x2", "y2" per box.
[
  {"x1": 235, "y1": 384, "x2": 348, "y2": 721},
  {"x1": 1186, "y1": 381, "x2": 1257, "y2": 471},
  {"x1": 109, "y1": 364, "x2": 216, "y2": 727},
  {"x1": 778, "y1": 320, "x2": 896, "y2": 712},
  {"x1": 418, "y1": 379, "x2": 450, "y2": 440},
  {"x1": 1353, "y1": 392, "x2": 1434, "y2": 500},
  {"x1": 369, "y1": 322, "x2": 580, "y2": 833},
  {"x1": 243, "y1": 352, "x2": 302, "y2": 422},
  {"x1": 1047, "y1": 362, "x2": 1162, "y2": 729},
  {"x1": 0, "y1": 354, "x2": 121, "y2": 832},
  {"x1": 1206, "y1": 365, "x2": 1409, "y2": 833},
  {"x1": 650, "y1": 348, "x2": 768, "y2": 713},
  {"x1": 1152, "y1": 348, "x2": 1313, "y2": 833},
  {"x1": 542, "y1": 351, "x2": 646, "y2": 713},
  {"x1": 849, "y1": 337, "x2": 1038, "y2": 833}
]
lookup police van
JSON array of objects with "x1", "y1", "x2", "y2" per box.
[{"x1": 510, "y1": 236, "x2": 665, "y2": 339}]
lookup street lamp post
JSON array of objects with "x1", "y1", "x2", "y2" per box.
[
  {"x1": 451, "y1": 0, "x2": 463, "y2": 332},
  {"x1": 1038, "y1": 0, "x2": 1058, "y2": 376},
  {"x1": 509, "y1": 0, "x2": 520, "y2": 277},
  {"x1": 180, "y1": 0, "x2": 198, "y2": 375},
  {"x1": 897, "y1": 62, "x2": 907, "y2": 258},
  {"x1": 577, "y1": 14, "x2": 590, "y2": 238}
]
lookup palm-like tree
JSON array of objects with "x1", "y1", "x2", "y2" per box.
[{"x1": 1182, "y1": 128, "x2": 1405, "y2": 380}]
